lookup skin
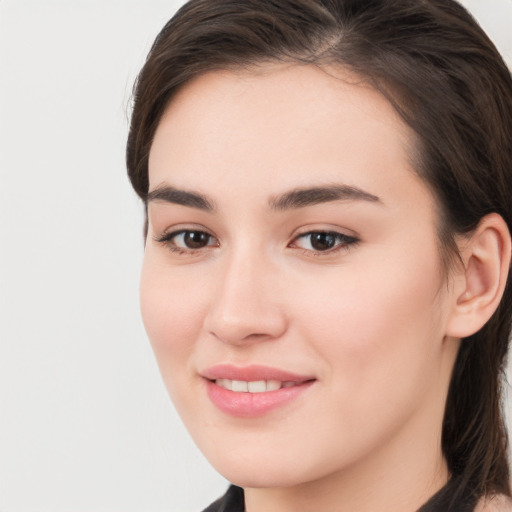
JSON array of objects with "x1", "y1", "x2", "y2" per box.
[{"x1": 141, "y1": 63, "x2": 464, "y2": 512}]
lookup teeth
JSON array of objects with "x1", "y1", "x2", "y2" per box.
[
  {"x1": 266, "y1": 379, "x2": 281, "y2": 391},
  {"x1": 247, "y1": 380, "x2": 266, "y2": 393},
  {"x1": 215, "y1": 379, "x2": 296, "y2": 393},
  {"x1": 216, "y1": 378, "x2": 232, "y2": 391},
  {"x1": 232, "y1": 380, "x2": 248, "y2": 392}
]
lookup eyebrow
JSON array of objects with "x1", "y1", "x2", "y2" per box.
[
  {"x1": 146, "y1": 183, "x2": 381, "y2": 213},
  {"x1": 269, "y1": 184, "x2": 381, "y2": 210},
  {"x1": 147, "y1": 185, "x2": 215, "y2": 212}
]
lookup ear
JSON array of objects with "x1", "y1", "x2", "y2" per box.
[{"x1": 446, "y1": 213, "x2": 511, "y2": 338}]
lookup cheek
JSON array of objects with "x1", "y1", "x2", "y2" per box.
[
  {"x1": 293, "y1": 245, "x2": 446, "y2": 413},
  {"x1": 273, "y1": 251, "x2": 448, "y2": 473},
  {"x1": 139, "y1": 253, "x2": 207, "y2": 393}
]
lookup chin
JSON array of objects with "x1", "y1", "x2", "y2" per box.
[
  {"x1": 215, "y1": 464, "x2": 309, "y2": 489},
  {"x1": 201, "y1": 443, "x2": 337, "y2": 490}
]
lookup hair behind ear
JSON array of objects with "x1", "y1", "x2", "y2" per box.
[{"x1": 438, "y1": 214, "x2": 512, "y2": 507}]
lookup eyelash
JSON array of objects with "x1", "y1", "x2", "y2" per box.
[
  {"x1": 154, "y1": 229, "x2": 218, "y2": 255},
  {"x1": 154, "y1": 229, "x2": 359, "y2": 257},
  {"x1": 291, "y1": 231, "x2": 359, "y2": 256}
]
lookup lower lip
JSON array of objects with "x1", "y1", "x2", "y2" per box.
[{"x1": 205, "y1": 379, "x2": 314, "y2": 418}]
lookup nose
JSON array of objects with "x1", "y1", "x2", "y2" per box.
[{"x1": 203, "y1": 248, "x2": 288, "y2": 346}]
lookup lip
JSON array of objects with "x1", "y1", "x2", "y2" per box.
[
  {"x1": 201, "y1": 364, "x2": 316, "y2": 418},
  {"x1": 201, "y1": 364, "x2": 315, "y2": 382}
]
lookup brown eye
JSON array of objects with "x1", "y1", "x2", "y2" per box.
[
  {"x1": 181, "y1": 231, "x2": 211, "y2": 249},
  {"x1": 156, "y1": 229, "x2": 218, "y2": 252},
  {"x1": 309, "y1": 232, "x2": 338, "y2": 251},
  {"x1": 293, "y1": 231, "x2": 358, "y2": 253}
]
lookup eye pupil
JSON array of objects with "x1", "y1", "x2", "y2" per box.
[
  {"x1": 185, "y1": 231, "x2": 209, "y2": 249},
  {"x1": 311, "y1": 232, "x2": 336, "y2": 251}
]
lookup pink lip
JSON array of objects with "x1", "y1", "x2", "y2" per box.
[
  {"x1": 201, "y1": 364, "x2": 314, "y2": 382},
  {"x1": 201, "y1": 364, "x2": 316, "y2": 418}
]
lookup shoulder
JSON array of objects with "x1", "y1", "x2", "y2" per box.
[{"x1": 476, "y1": 495, "x2": 512, "y2": 512}]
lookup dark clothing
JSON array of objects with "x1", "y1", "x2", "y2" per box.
[
  {"x1": 202, "y1": 478, "x2": 481, "y2": 512},
  {"x1": 202, "y1": 485, "x2": 245, "y2": 512}
]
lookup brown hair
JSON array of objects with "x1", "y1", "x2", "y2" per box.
[{"x1": 126, "y1": 1, "x2": 512, "y2": 510}]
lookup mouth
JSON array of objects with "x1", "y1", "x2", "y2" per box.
[
  {"x1": 213, "y1": 378, "x2": 307, "y2": 393},
  {"x1": 201, "y1": 365, "x2": 316, "y2": 417}
]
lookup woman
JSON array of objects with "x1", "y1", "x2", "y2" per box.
[{"x1": 126, "y1": 1, "x2": 512, "y2": 510}]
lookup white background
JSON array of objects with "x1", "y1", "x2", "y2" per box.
[{"x1": 0, "y1": 1, "x2": 511, "y2": 511}]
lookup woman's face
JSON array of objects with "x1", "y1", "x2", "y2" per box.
[{"x1": 141, "y1": 64, "x2": 459, "y2": 489}]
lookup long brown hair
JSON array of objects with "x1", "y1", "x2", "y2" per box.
[{"x1": 126, "y1": 1, "x2": 512, "y2": 510}]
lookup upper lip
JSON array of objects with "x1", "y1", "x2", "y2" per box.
[{"x1": 201, "y1": 364, "x2": 315, "y2": 383}]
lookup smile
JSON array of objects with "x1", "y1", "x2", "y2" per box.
[
  {"x1": 202, "y1": 365, "x2": 316, "y2": 417},
  {"x1": 214, "y1": 379, "x2": 299, "y2": 393}
]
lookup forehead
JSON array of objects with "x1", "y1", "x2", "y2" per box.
[{"x1": 148, "y1": 63, "x2": 424, "y2": 206}]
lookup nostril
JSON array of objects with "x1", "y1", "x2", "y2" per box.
[{"x1": 203, "y1": 290, "x2": 288, "y2": 345}]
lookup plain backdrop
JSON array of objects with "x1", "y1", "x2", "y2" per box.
[{"x1": 0, "y1": 1, "x2": 511, "y2": 511}]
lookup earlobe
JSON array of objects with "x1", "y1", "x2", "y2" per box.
[{"x1": 446, "y1": 213, "x2": 512, "y2": 339}]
